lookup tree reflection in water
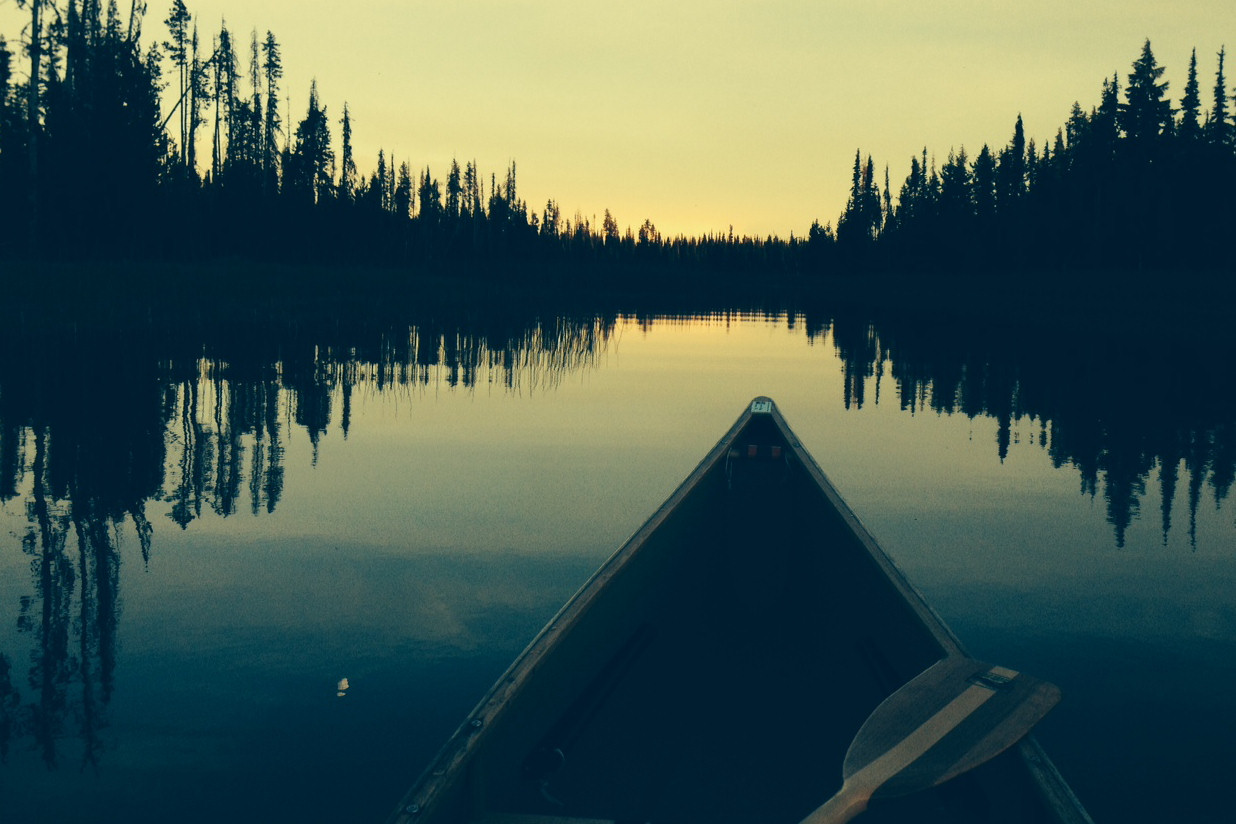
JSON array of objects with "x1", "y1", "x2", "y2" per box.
[
  {"x1": 822, "y1": 309, "x2": 1236, "y2": 548},
  {"x1": 0, "y1": 291, "x2": 1232, "y2": 774},
  {"x1": 0, "y1": 301, "x2": 613, "y2": 772}
]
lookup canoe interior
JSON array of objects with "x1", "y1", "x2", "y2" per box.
[{"x1": 393, "y1": 404, "x2": 1086, "y2": 824}]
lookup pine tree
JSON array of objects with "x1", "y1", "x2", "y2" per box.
[
  {"x1": 1178, "y1": 48, "x2": 1202, "y2": 141},
  {"x1": 65, "y1": 0, "x2": 83, "y2": 97},
  {"x1": 261, "y1": 31, "x2": 282, "y2": 189},
  {"x1": 386, "y1": 153, "x2": 396, "y2": 209},
  {"x1": 21, "y1": 0, "x2": 43, "y2": 201},
  {"x1": 637, "y1": 217, "x2": 658, "y2": 245},
  {"x1": 972, "y1": 144, "x2": 997, "y2": 221},
  {"x1": 0, "y1": 35, "x2": 19, "y2": 243},
  {"x1": 183, "y1": 25, "x2": 209, "y2": 176},
  {"x1": 602, "y1": 208, "x2": 619, "y2": 244},
  {"x1": 106, "y1": 0, "x2": 123, "y2": 41},
  {"x1": 1206, "y1": 47, "x2": 1232, "y2": 147},
  {"x1": 938, "y1": 147, "x2": 971, "y2": 222},
  {"x1": 210, "y1": 23, "x2": 237, "y2": 180},
  {"x1": 837, "y1": 150, "x2": 883, "y2": 244},
  {"x1": 862, "y1": 155, "x2": 881, "y2": 235},
  {"x1": 0, "y1": 36, "x2": 10, "y2": 123},
  {"x1": 463, "y1": 160, "x2": 480, "y2": 217},
  {"x1": 227, "y1": 28, "x2": 263, "y2": 186},
  {"x1": 163, "y1": 0, "x2": 191, "y2": 165},
  {"x1": 394, "y1": 162, "x2": 412, "y2": 218},
  {"x1": 222, "y1": 33, "x2": 258, "y2": 188},
  {"x1": 896, "y1": 154, "x2": 925, "y2": 225},
  {"x1": 846, "y1": 149, "x2": 861, "y2": 214},
  {"x1": 882, "y1": 164, "x2": 893, "y2": 230},
  {"x1": 1026, "y1": 137, "x2": 1041, "y2": 188},
  {"x1": 541, "y1": 199, "x2": 560, "y2": 236},
  {"x1": 446, "y1": 158, "x2": 462, "y2": 219},
  {"x1": 338, "y1": 103, "x2": 356, "y2": 202},
  {"x1": 374, "y1": 149, "x2": 388, "y2": 210},
  {"x1": 287, "y1": 80, "x2": 333, "y2": 203},
  {"x1": 504, "y1": 161, "x2": 520, "y2": 220},
  {"x1": 417, "y1": 166, "x2": 441, "y2": 219},
  {"x1": 838, "y1": 150, "x2": 862, "y2": 244},
  {"x1": 1065, "y1": 101, "x2": 1088, "y2": 150},
  {"x1": 1095, "y1": 74, "x2": 1121, "y2": 150},
  {"x1": 996, "y1": 114, "x2": 1027, "y2": 208},
  {"x1": 1120, "y1": 39, "x2": 1172, "y2": 147}
]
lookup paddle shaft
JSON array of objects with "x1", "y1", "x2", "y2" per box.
[{"x1": 800, "y1": 779, "x2": 870, "y2": 824}]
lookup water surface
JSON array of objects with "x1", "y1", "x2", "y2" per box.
[{"x1": 1, "y1": 304, "x2": 1233, "y2": 823}]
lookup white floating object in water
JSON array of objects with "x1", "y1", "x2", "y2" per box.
[{"x1": 337, "y1": 677, "x2": 350, "y2": 697}]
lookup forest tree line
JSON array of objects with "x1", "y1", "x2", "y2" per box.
[
  {"x1": 1, "y1": 2, "x2": 1234, "y2": 280},
  {"x1": 823, "y1": 39, "x2": 1236, "y2": 274},
  {"x1": 0, "y1": 0, "x2": 797, "y2": 276}
]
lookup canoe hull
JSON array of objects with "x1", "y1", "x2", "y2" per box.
[{"x1": 388, "y1": 399, "x2": 1091, "y2": 824}]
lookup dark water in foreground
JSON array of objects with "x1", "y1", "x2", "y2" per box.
[{"x1": 0, "y1": 296, "x2": 1234, "y2": 822}]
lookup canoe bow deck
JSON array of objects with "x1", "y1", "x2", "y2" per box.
[{"x1": 387, "y1": 398, "x2": 1091, "y2": 824}]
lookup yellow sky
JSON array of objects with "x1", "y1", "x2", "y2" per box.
[{"x1": 3, "y1": 1, "x2": 1235, "y2": 237}]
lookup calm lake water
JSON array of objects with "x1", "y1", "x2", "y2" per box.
[{"x1": 1, "y1": 299, "x2": 1234, "y2": 823}]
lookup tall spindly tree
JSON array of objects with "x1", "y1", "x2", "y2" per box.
[
  {"x1": 261, "y1": 30, "x2": 282, "y2": 189},
  {"x1": 1207, "y1": 47, "x2": 1232, "y2": 147},
  {"x1": 338, "y1": 102, "x2": 356, "y2": 202},
  {"x1": 1178, "y1": 48, "x2": 1202, "y2": 141},
  {"x1": 210, "y1": 22, "x2": 238, "y2": 180},
  {"x1": 163, "y1": 0, "x2": 192, "y2": 166}
]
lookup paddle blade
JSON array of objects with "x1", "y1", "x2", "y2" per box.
[{"x1": 843, "y1": 656, "x2": 1061, "y2": 801}]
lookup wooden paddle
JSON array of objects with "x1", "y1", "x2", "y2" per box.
[{"x1": 799, "y1": 656, "x2": 1061, "y2": 824}]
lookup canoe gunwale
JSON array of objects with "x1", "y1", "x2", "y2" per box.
[{"x1": 387, "y1": 399, "x2": 756, "y2": 823}]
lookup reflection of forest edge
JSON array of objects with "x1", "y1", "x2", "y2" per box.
[
  {"x1": 0, "y1": 290, "x2": 617, "y2": 772},
  {"x1": 1, "y1": 287, "x2": 1234, "y2": 772},
  {"x1": 825, "y1": 307, "x2": 1235, "y2": 549}
]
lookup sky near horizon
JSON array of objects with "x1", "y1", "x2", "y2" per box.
[{"x1": 2, "y1": 1, "x2": 1236, "y2": 238}]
